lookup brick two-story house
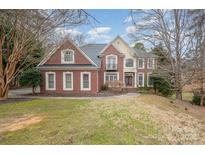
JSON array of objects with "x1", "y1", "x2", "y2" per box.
[{"x1": 38, "y1": 36, "x2": 156, "y2": 94}]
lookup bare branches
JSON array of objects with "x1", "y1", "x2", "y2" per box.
[
  {"x1": 131, "y1": 10, "x2": 195, "y2": 100},
  {"x1": 0, "y1": 9, "x2": 90, "y2": 100}
]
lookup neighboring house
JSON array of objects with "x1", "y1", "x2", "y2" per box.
[{"x1": 38, "y1": 36, "x2": 157, "y2": 94}]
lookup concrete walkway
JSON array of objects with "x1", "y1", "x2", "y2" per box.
[
  {"x1": 8, "y1": 87, "x2": 139, "y2": 100},
  {"x1": 9, "y1": 87, "x2": 40, "y2": 98}
]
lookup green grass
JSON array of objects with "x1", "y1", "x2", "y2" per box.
[
  {"x1": 0, "y1": 98, "x2": 164, "y2": 144},
  {"x1": 171, "y1": 92, "x2": 193, "y2": 102}
]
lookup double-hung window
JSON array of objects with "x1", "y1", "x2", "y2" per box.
[
  {"x1": 46, "y1": 72, "x2": 56, "y2": 90},
  {"x1": 81, "y1": 72, "x2": 91, "y2": 90},
  {"x1": 138, "y1": 58, "x2": 144, "y2": 69},
  {"x1": 147, "y1": 58, "x2": 155, "y2": 69},
  {"x1": 63, "y1": 72, "x2": 73, "y2": 90}
]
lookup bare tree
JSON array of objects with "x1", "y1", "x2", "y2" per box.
[
  {"x1": 52, "y1": 30, "x2": 87, "y2": 47},
  {"x1": 130, "y1": 10, "x2": 195, "y2": 100},
  {"x1": 189, "y1": 10, "x2": 205, "y2": 106},
  {"x1": 0, "y1": 9, "x2": 90, "y2": 100},
  {"x1": 70, "y1": 33, "x2": 86, "y2": 46}
]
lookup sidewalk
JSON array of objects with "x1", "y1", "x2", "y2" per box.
[{"x1": 8, "y1": 87, "x2": 139, "y2": 100}]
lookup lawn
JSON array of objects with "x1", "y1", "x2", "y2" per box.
[
  {"x1": 171, "y1": 92, "x2": 193, "y2": 102},
  {"x1": 0, "y1": 95, "x2": 205, "y2": 144}
]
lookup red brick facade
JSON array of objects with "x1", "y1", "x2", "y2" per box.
[
  {"x1": 39, "y1": 38, "x2": 156, "y2": 94},
  {"x1": 98, "y1": 44, "x2": 124, "y2": 89},
  {"x1": 39, "y1": 40, "x2": 98, "y2": 94},
  {"x1": 40, "y1": 70, "x2": 98, "y2": 94},
  {"x1": 45, "y1": 40, "x2": 91, "y2": 65}
]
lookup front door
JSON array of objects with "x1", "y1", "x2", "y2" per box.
[{"x1": 125, "y1": 76, "x2": 133, "y2": 86}]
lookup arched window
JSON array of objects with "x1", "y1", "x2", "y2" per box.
[
  {"x1": 106, "y1": 55, "x2": 117, "y2": 70},
  {"x1": 61, "y1": 50, "x2": 74, "y2": 63},
  {"x1": 125, "y1": 58, "x2": 134, "y2": 67}
]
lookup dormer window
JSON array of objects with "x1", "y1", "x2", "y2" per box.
[{"x1": 61, "y1": 50, "x2": 74, "y2": 64}]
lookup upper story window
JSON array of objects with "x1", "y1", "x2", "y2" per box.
[
  {"x1": 61, "y1": 50, "x2": 74, "y2": 64},
  {"x1": 147, "y1": 58, "x2": 155, "y2": 69},
  {"x1": 125, "y1": 58, "x2": 134, "y2": 67},
  {"x1": 138, "y1": 58, "x2": 144, "y2": 69},
  {"x1": 106, "y1": 55, "x2": 117, "y2": 70}
]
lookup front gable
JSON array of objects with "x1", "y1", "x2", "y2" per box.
[
  {"x1": 41, "y1": 39, "x2": 96, "y2": 66},
  {"x1": 112, "y1": 37, "x2": 136, "y2": 58},
  {"x1": 101, "y1": 44, "x2": 122, "y2": 56},
  {"x1": 100, "y1": 36, "x2": 135, "y2": 59}
]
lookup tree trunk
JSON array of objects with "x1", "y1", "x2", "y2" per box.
[
  {"x1": 176, "y1": 89, "x2": 182, "y2": 100},
  {"x1": 175, "y1": 73, "x2": 183, "y2": 100},
  {"x1": 32, "y1": 86, "x2": 35, "y2": 95},
  {"x1": 200, "y1": 95, "x2": 204, "y2": 107},
  {"x1": 200, "y1": 79, "x2": 204, "y2": 106},
  {"x1": 0, "y1": 86, "x2": 9, "y2": 100}
]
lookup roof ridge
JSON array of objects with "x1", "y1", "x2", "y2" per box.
[{"x1": 80, "y1": 43, "x2": 107, "y2": 46}]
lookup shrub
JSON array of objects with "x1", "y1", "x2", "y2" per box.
[
  {"x1": 152, "y1": 76, "x2": 173, "y2": 97},
  {"x1": 102, "y1": 81, "x2": 123, "y2": 92},
  {"x1": 19, "y1": 68, "x2": 41, "y2": 94},
  {"x1": 192, "y1": 95, "x2": 205, "y2": 106},
  {"x1": 101, "y1": 83, "x2": 108, "y2": 91},
  {"x1": 137, "y1": 87, "x2": 150, "y2": 94}
]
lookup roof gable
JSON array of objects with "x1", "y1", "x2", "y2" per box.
[
  {"x1": 38, "y1": 39, "x2": 97, "y2": 67},
  {"x1": 99, "y1": 36, "x2": 136, "y2": 56}
]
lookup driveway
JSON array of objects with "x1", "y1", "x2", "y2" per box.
[
  {"x1": 8, "y1": 87, "x2": 40, "y2": 98},
  {"x1": 8, "y1": 87, "x2": 139, "y2": 99}
]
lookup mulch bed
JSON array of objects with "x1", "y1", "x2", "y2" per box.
[{"x1": 23, "y1": 91, "x2": 127, "y2": 97}]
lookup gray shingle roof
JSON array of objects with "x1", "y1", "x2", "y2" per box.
[
  {"x1": 79, "y1": 44, "x2": 107, "y2": 67},
  {"x1": 38, "y1": 64, "x2": 96, "y2": 68},
  {"x1": 79, "y1": 44, "x2": 157, "y2": 67}
]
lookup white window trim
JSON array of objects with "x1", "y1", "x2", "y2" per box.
[
  {"x1": 138, "y1": 72, "x2": 144, "y2": 87},
  {"x1": 61, "y1": 49, "x2": 75, "y2": 64},
  {"x1": 104, "y1": 72, "x2": 119, "y2": 84},
  {"x1": 81, "y1": 72, "x2": 91, "y2": 91},
  {"x1": 147, "y1": 58, "x2": 155, "y2": 69},
  {"x1": 106, "y1": 54, "x2": 118, "y2": 65},
  {"x1": 147, "y1": 72, "x2": 154, "y2": 87},
  {"x1": 45, "y1": 72, "x2": 56, "y2": 90},
  {"x1": 124, "y1": 58, "x2": 135, "y2": 68},
  {"x1": 63, "y1": 72, "x2": 73, "y2": 90},
  {"x1": 138, "y1": 58, "x2": 144, "y2": 69}
]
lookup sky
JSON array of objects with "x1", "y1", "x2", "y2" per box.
[{"x1": 58, "y1": 9, "x2": 137, "y2": 45}]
